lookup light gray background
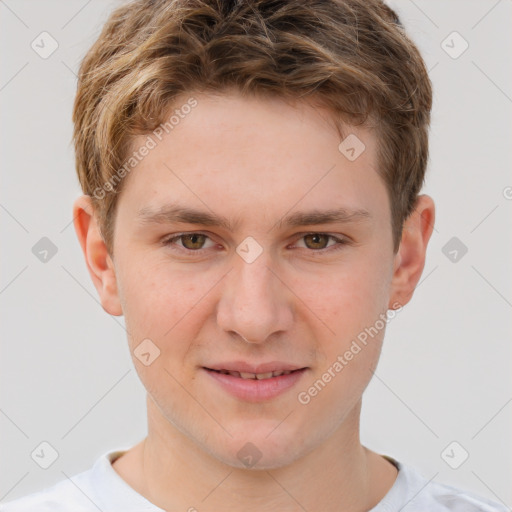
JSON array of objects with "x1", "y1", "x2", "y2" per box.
[{"x1": 1, "y1": 0, "x2": 511, "y2": 507}]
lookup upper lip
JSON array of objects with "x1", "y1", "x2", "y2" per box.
[{"x1": 204, "y1": 361, "x2": 307, "y2": 374}]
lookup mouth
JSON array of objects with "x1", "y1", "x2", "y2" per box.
[
  {"x1": 203, "y1": 368, "x2": 304, "y2": 380},
  {"x1": 202, "y1": 365, "x2": 308, "y2": 402}
]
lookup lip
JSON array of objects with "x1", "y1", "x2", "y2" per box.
[
  {"x1": 202, "y1": 364, "x2": 308, "y2": 402},
  {"x1": 204, "y1": 361, "x2": 305, "y2": 374}
]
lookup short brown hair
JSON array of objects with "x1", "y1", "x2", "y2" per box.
[{"x1": 72, "y1": 0, "x2": 432, "y2": 256}]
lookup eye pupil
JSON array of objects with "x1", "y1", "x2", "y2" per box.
[
  {"x1": 182, "y1": 234, "x2": 205, "y2": 249},
  {"x1": 167, "y1": 232, "x2": 342, "y2": 255},
  {"x1": 305, "y1": 233, "x2": 328, "y2": 249}
]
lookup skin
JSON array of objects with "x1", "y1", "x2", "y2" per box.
[{"x1": 73, "y1": 91, "x2": 435, "y2": 512}]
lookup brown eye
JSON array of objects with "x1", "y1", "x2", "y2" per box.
[
  {"x1": 293, "y1": 233, "x2": 348, "y2": 255},
  {"x1": 303, "y1": 233, "x2": 331, "y2": 250},
  {"x1": 179, "y1": 233, "x2": 208, "y2": 250},
  {"x1": 162, "y1": 232, "x2": 217, "y2": 255}
]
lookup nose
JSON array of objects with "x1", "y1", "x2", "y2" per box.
[{"x1": 216, "y1": 247, "x2": 294, "y2": 344}]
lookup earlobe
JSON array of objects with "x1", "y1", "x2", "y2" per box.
[
  {"x1": 72, "y1": 195, "x2": 123, "y2": 316},
  {"x1": 388, "y1": 194, "x2": 435, "y2": 309}
]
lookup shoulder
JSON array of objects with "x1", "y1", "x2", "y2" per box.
[
  {"x1": 381, "y1": 457, "x2": 509, "y2": 512},
  {"x1": 415, "y1": 478, "x2": 509, "y2": 512},
  {"x1": 1, "y1": 447, "x2": 161, "y2": 512},
  {"x1": 0, "y1": 470, "x2": 96, "y2": 512},
  {"x1": 0, "y1": 448, "x2": 138, "y2": 512}
]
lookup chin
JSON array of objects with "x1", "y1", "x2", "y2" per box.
[{"x1": 207, "y1": 431, "x2": 310, "y2": 471}]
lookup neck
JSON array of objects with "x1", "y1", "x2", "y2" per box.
[{"x1": 119, "y1": 397, "x2": 397, "y2": 512}]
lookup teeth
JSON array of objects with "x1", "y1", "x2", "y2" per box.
[
  {"x1": 212, "y1": 368, "x2": 299, "y2": 379},
  {"x1": 255, "y1": 372, "x2": 274, "y2": 380},
  {"x1": 227, "y1": 370, "x2": 296, "y2": 380}
]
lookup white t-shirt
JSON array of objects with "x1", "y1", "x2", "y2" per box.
[{"x1": 1, "y1": 449, "x2": 508, "y2": 511}]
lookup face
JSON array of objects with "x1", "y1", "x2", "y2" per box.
[{"x1": 107, "y1": 92, "x2": 402, "y2": 469}]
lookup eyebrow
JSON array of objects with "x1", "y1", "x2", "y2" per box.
[{"x1": 136, "y1": 204, "x2": 371, "y2": 231}]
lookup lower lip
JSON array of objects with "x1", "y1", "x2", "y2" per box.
[{"x1": 203, "y1": 368, "x2": 308, "y2": 402}]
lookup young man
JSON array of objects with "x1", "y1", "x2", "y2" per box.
[{"x1": 2, "y1": 0, "x2": 507, "y2": 511}]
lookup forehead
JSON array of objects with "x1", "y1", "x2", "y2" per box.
[{"x1": 116, "y1": 92, "x2": 387, "y2": 229}]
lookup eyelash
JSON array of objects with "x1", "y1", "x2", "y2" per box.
[{"x1": 161, "y1": 232, "x2": 349, "y2": 256}]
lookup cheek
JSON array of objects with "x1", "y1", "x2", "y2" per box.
[
  {"x1": 294, "y1": 264, "x2": 390, "y2": 417},
  {"x1": 118, "y1": 262, "x2": 207, "y2": 390},
  {"x1": 117, "y1": 258, "x2": 195, "y2": 342},
  {"x1": 117, "y1": 257, "x2": 221, "y2": 364},
  {"x1": 295, "y1": 257, "x2": 391, "y2": 341}
]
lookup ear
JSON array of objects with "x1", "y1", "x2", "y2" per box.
[
  {"x1": 72, "y1": 195, "x2": 123, "y2": 316},
  {"x1": 388, "y1": 194, "x2": 435, "y2": 309}
]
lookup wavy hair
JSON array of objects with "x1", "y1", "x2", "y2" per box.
[{"x1": 72, "y1": 0, "x2": 432, "y2": 255}]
